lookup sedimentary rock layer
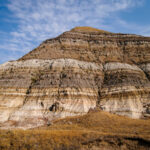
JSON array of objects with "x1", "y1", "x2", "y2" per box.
[
  {"x1": 0, "y1": 27, "x2": 150, "y2": 129},
  {"x1": 21, "y1": 28, "x2": 150, "y2": 64},
  {"x1": 0, "y1": 58, "x2": 103, "y2": 128}
]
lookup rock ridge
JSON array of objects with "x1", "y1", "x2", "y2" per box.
[{"x1": 0, "y1": 26, "x2": 150, "y2": 129}]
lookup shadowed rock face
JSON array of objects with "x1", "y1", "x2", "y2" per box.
[{"x1": 0, "y1": 27, "x2": 150, "y2": 129}]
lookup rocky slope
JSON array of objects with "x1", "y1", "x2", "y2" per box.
[{"x1": 0, "y1": 26, "x2": 150, "y2": 129}]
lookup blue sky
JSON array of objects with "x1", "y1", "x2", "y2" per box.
[{"x1": 0, "y1": 0, "x2": 150, "y2": 64}]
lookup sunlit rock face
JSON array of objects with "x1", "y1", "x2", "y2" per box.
[{"x1": 0, "y1": 26, "x2": 150, "y2": 129}]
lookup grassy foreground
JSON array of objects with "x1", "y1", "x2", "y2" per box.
[{"x1": 0, "y1": 110, "x2": 150, "y2": 150}]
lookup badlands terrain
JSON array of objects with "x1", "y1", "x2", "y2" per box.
[{"x1": 0, "y1": 27, "x2": 150, "y2": 149}]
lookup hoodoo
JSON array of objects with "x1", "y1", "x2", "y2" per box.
[{"x1": 0, "y1": 26, "x2": 150, "y2": 129}]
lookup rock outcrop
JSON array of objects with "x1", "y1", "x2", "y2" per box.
[{"x1": 0, "y1": 26, "x2": 150, "y2": 129}]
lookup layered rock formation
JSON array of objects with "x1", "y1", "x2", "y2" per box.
[{"x1": 0, "y1": 26, "x2": 150, "y2": 129}]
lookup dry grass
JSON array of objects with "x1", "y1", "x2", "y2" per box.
[
  {"x1": 0, "y1": 111, "x2": 150, "y2": 150},
  {"x1": 71, "y1": 26, "x2": 111, "y2": 33},
  {"x1": 46, "y1": 110, "x2": 150, "y2": 139}
]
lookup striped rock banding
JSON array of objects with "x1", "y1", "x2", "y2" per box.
[{"x1": 0, "y1": 27, "x2": 150, "y2": 129}]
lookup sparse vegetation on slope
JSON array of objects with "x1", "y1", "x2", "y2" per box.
[
  {"x1": 0, "y1": 111, "x2": 150, "y2": 150},
  {"x1": 71, "y1": 26, "x2": 111, "y2": 33}
]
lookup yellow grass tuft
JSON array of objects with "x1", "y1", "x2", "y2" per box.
[{"x1": 71, "y1": 26, "x2": 111, "y2": 33}]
